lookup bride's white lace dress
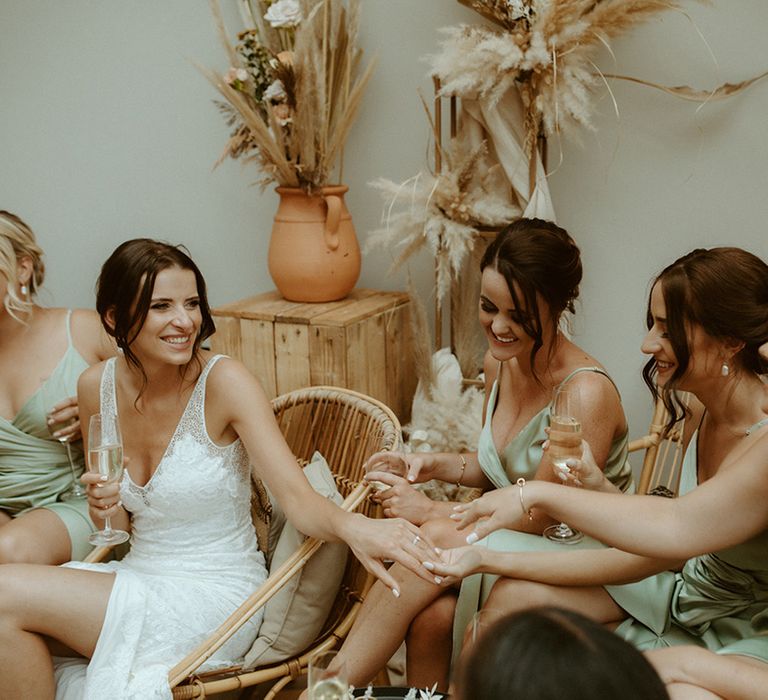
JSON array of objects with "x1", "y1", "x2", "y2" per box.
[{"x1": 54, "y1": 355, "x2": 267, "y2": 699}]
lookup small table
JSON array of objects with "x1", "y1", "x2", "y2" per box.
[{"x1": 209, "y1": 288, "x2": 417, "y2": 421}]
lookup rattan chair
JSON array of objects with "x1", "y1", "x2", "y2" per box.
[
  {"x1": 87, "y1": 385, "x2": 401, "y2": 699},
  {"x1": 628, "y1": 394, "x2": 689, "y2": 497}
]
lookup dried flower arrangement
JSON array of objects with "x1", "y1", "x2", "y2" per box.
[{"x1": 203, "y1": 0, "x2": 375, "y2": 193}]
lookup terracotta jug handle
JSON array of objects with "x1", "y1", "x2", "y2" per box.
[{"x1": 324, "y1": 195, "x2": 341, "y2": 251}]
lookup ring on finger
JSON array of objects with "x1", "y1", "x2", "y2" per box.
[{"x1": 412, "y1": 534, "x2": 421, "y2": 546}]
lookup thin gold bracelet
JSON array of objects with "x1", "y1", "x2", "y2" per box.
[
  {"x1": 456, "y1": 454, "x2": 467, "y2": 488},
  {"x1": 517, "y1": 477, "x2": 534, "y2": 520}
]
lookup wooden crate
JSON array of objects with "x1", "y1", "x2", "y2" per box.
[{"x1": 209, "y1": 288, "x2": 416, "y2": 421}]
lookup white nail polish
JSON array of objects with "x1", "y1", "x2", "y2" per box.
[
  {"x1": 466, "y1": 532, "x2": 479, "y2": 545},
  {"x1": 423, "y1": 561, "x2": 435, "y2": 570},
  {"x1": 434, "y1": 576, "x2": 443, "y2": 584},
  {"x1": 392, "y1": 588, "x2": 400, "y2": 598}
]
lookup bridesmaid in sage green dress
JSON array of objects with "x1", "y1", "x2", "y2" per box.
[
  {"x1": 320, "y1": 219, "x2": 635, "y2": 692},
  {"x1": 446, "y1": 248, "x2": 768, "y2": 700},
  {"x1": 0, "y1": 211, "x2": 114, "y2": 563}
]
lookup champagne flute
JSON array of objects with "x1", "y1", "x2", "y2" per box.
[
  {"x1": 40, "y1": 379, "x2": 86, "y2": 501},
  {"x1": 308, "y1": 650, "x2": 348, "y2": 700},
  {"x1": 87, "y1": 413, "x2": 130, "y2": 546},
  {"x1": 544, "y1": 385, "x2": 584, "y2": 544}
]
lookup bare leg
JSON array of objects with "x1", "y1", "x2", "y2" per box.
[
  {"x1": 0, "y1": 563, "x2": 115, "y2": 698},
  {"x1": 406, "y1": 591, "x2": 457, "y2": 691},
  {"x1": 482, "y1": 577, "x2": 625, "y2": 626},
  {"x1": 667, "y1": 684, "x2": 723, "y2": 699},
  {"x1": 0, "y1": 509, "x2": 73, "y2": 564}
]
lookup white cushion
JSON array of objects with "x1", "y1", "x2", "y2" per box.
[{"x1": 244, "y1": 451, "x2": 348, "y2": 668}]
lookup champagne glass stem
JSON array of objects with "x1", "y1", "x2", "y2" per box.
[
  {"x1": 102, "y1": 514, "x2": 115, "y2": 538},
  {"x1": 62, "y1": 439, "x2": 86, "y2": 498}
]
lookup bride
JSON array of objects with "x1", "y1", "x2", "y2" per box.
[{"x1": 0, "y1": 238, "x2": 437, "y2": 699}]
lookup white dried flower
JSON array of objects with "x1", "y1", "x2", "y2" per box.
[
  {"x1": 265, "y1": 79, "x2": 287, "y2": 102},
  {"x1": 264, "y1": 0, "x2": 302, "y2": 28}
]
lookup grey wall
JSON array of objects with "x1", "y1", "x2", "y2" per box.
[{"x1": 2, "y1": 1, "x2": 767, "y2": 443}]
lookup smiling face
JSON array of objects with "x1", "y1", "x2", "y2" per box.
[
  {"x1": 479, "y1": 266, "x2": 549, "y2": 365},
  {"x1": 128, "y1": 266, "x2": 202, "y2": 367},
  {"x1": 642, "y1": 281, "x2": 725, "y2": 392}
]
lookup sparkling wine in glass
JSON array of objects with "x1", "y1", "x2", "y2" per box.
[
  {"x1": 87, "y1": 413, "x2": 130, "y2": 546},
  {"x1": 308, "y1": 650, "x2": 348, "y2": 700},
  {"x1": 544, "y1": 385, "x2": 584, "y2": 544},
  {"x1": 40, "y1": 379, "x2": 86, "y2": 501},
  {"x1": 364, "y1": 449, "x2": 408, "y2": 493}
]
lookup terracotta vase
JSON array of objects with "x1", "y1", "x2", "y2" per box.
[{"x1": 268, "y1": 185, "x2": 361, "y2": 302}]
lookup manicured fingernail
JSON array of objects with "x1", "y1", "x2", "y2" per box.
[
  {"x1": 100, "y1": 475, "x2": 108, "y2": 481},
  {"x1": 452, "y1": 504, "x2": 461, "y2": 511},
  {"x1": 434, "y1": 547, "x2": 442, "y2": 555},
  {"x1": 392, "y1": 588, "x2": 400, "y2": 598},
  {"x1": 117, "y1": 500, "x2": 122, "y2": 508},
  {"x1": 466, "y1": 532, "x2": 479, "y2": 545},
  {"x1": 557, "y1": 471, "x2": 568, "y2": 481},
  {"x1": 449, "y1": 513, "x2": 460, "y2": 520},
  {"x1": 434, "y1": 576, "x2": 443, "y2": 584},
  {"x1": 423, "y1": 561, "x2": 435, "y2": 570}
]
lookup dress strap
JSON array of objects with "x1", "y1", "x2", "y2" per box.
[
  {"x1": 746, "y1": 417, "x2": 768, "y2": 436},
  {"x1": 99, "y1": 357, "x2": 118, "y2": 419},
  {"x1": 558, "y1": 366, "x2": 621, "y2": 399},
  {"x1": 65, "y1": 309, "x2": 74, "y2": 348}
]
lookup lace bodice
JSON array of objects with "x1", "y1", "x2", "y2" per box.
[{"x1": 100, "y1": 355, "x2": 262, "y2": 576}]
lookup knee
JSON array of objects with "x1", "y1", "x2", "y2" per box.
[
  {"x1": 408, "y1": 595, "x2": 456, "y2": 644},
  {"x1": 0, "y1": 529, "x2": 39, "y2": 564}
]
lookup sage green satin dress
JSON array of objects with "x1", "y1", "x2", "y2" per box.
[
  {"x1": 606, "y1": 420, "x2": 768, "y2": 662},
  {"x1": 0, "y1": 310, "x2": 94, "y2": 560},
  {"x1": 452, "y1": 366, "x2": 634, "y2": 657}
]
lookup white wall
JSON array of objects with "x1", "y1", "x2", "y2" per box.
[{"x1": 2, "y1": 1, "x2": 767, "y2": 441}]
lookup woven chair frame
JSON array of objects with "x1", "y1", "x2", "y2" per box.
[
  {"x1": 628, "y1": 394, "x2": 688, "y2": 497},
  {"x1": 164, "y1": 385, "x2": 401, "y2": 699}
]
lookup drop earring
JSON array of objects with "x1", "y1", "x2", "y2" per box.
[
  {"x1": 20, "y1": 284, "x2": 28, "y2": 297},
  {"x1": 721, "y1": 362, "x2": 730, "y2": 377}
]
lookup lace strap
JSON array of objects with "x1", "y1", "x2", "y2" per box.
[
  {"x1": 183, "y1": 354, "x2": 227, "y2": 429},
  {"x1": 99, "y1": 357, "x2": 118, "y2": 418}
]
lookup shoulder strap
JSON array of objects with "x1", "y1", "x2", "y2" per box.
[
  {"x1": 559, "y1": 366, "x2": 621, "y2": 399},
  {"x1": 99, "y1": 357, "x2": 117, "y2": 417},
  {"x1": 65, "y1": 309, "x2": 74, "y2": 347}
]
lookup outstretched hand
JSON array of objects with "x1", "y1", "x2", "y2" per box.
[
  {"x1": 362, "y1": 450, "x2": 439, "y2": 484},
  {"x1": 344, "y1": 514, "x2": 443, "y2": 596},
  {"x1": 423, "y1": 545, "x2": 484, "y2": 585},
  {"x1": 450, "y1": 485, "x2": 523, "y2": 544}
]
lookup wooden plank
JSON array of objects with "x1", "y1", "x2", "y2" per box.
[
  {"x1": 364, "y1": 311, "x2": 388, "y2": 408},
  {"x1": 309, "y1": 325, "x2": 346, "y2": 387},
  {"x1": 311, "y1": 290, "x2": 408, "y2": 327},
  {"x1": 239, "y1": 318, "x2": 277, "y2": 399},
  {"x1": 274, "y1": 322, "x2": 311, "y2": 394},
  {"x1": 209, "y1": 316, "x2": 241, "y2": 359},
  {"x1": 384, "y1": 303, "x2": 415, "y2": 422},
  {"x1": 213, "y1": 292, "x2": 298, "y2": 321}
]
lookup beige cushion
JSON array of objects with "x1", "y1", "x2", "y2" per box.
[{"x1": 244, "y1": 451, "x2": 348, "y2": 668}]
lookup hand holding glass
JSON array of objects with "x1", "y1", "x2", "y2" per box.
[
  {"x1": 87, "y1": 413, "x2": 130, "y2": 546},
  {"x1": 544, "y1": 385, "x2": 584, "y2": 544},
  {"x1": 41, "y1": 380, "x2": 87, "y2": 501},
  {"x1": 364, "y1": 450, "x2": 408, "y2": 492}
]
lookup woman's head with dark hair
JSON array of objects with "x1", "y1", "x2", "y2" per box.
[
  {"x1": 479, "y1": 218, "x2": 582, "y2": 380},
  {"x1": 641, "y1": 247, "x2": 768, "y2": 426},
  {"x1": 454, "y1": 607, "x2": 669, "y2": 700},
  {"x1": 96, "y1": 238, "x2": 215, "y2": 391}
]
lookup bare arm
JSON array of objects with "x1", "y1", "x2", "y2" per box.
[
  {"x1": 646, "y1": 647, "x2": 768, "y2": 700},
  {"x1": 430, "y1": 542, "x2": 682, "y2": 587},
  {"x1": 453, "y1": 430, "x2": 768, "y2": 560},
  {"x1": 208, "y1": 358, "x2": 439, "y2": 594}
]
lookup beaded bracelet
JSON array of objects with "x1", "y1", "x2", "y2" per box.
[
  {"x1": 517, "y1": 477, "x2": 534, "y2": 521},
  {"x1": 456, "y1": 454, "x2": 467, "y2": 488}
]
